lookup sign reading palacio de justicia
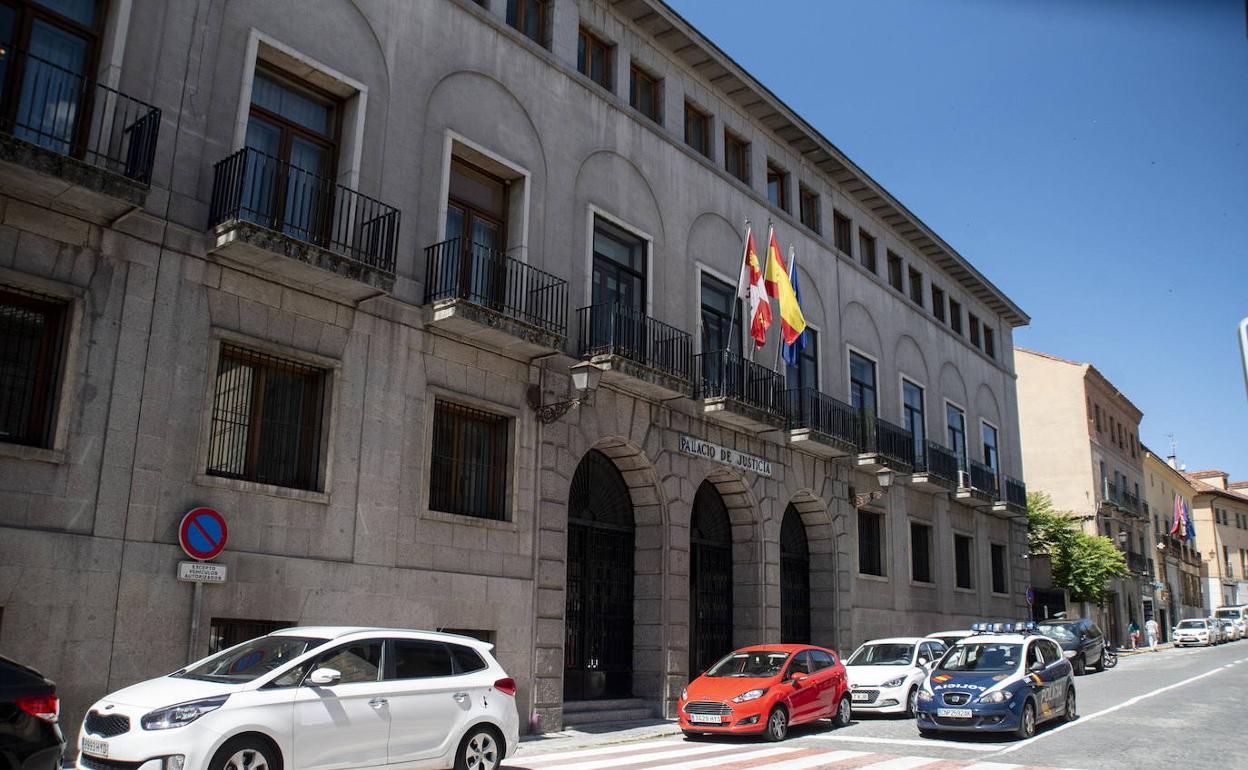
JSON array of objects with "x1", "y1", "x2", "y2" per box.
[{"x1": 679, "y1": 434, "x2": 774, "y2": 477}]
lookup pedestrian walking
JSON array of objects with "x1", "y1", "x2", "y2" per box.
[
  {"x1": 1145, "y1": 617, "x2": 1159, "y2": 651},
  {"x1": 1128, "y1": 619, "x2": 1141, "y2": 650}
]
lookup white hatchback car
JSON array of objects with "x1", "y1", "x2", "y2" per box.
[
  {"x1": 844, "y1": 637, "x2": 947, "y2": 716},
  {"x1": 75, "y1": 627, "x2": 519, "y2": 770}
]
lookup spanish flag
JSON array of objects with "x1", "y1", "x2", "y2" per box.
[{"x1": 763, "y1": 227, "x2": 806, "y2": 345}]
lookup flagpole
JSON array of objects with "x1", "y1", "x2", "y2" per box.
[
  {"x1": 773, "y1": 244, "x2": 793, "y2": 376},
  {"x1": 730, "y1": 218, "x2": 748, "y2": 364}
]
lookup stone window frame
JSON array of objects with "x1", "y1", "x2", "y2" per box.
[
  {"x1": 989, "y1": 541, "x2": 1010, "y2": 596},
  {"x1": 952, "y1": 530, "x2": 976, "y2": 592},
  {"x1": 582, "y1": 205, "x2": 654, "y2": 314},
  {"x1": 436, "y1": 130, "x2": 533, "y2": 265},
  {"x1": 898, "y1": 373, "x2": 927, "y2": 457},
  {"x1": 845, "y1": 343, "x2": 879, "y2": 415},
  {"x1": 857, "y1": 507, "x2": 887, "y2": 580},
  {"x1": 692, "y1": 261, "x2": 743, "y2": 358},
  {"x1": 193, "y1": 328, "x2": 340, "y2": 504},
  {"x1": 909, "y1": 518, "x2": 936, "y2": 586}
]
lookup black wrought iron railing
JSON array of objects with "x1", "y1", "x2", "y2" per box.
[
  {"x1": 966, "y1": 458, "x2": 999, "y2": 497},
  {"x1": 424, "y1": 237, "x2": 567, "y2": 336},
  {"x1": 577, "y1": 303, "x2": 693, "y2": 382},
  {"x1": 0, "y1": 48, "x2": 160, "y2": 184},
  {"x1": 209, "y1": 147, "x2": 400, "y2": 273},
  {"x1": 786, "y1": 388, "x2": 856, "y2": 447},
  {"x1": 696, "y1": 349, "x2": 786, "y2": 417},
  {"x1": 855, "y1": 409, "x2": 915, "y2": 469},
  {"x1": 1126, "y1": 551, "x2": 1150, "y2": 575},
  {"x1": 916, "y1": 440, "x2": 960, "y2": 486},
  {"x1": 1003, "y1": 475, "x2": 1027, "y2": 508},
  {"x1": 1101, "y1": 480, "x2": 1142, "y2": 516}
]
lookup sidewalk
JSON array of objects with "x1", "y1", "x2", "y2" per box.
[
  {"x1": 518, "y1": 719, "x2": 681, "y2": 753},
  {"x1": 1117, "y1": 641, "x2": 1174, "y2": 656}
]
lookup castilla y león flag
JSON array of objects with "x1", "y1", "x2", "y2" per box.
[
  {"x1": 763, "y1": 226, "x2": 807, "y2": 345},
  {"x1": 739, "y1": 225, "x2": 771, "y2": 348}
]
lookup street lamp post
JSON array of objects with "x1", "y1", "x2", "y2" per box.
[{"x1": 852, "y1": 469, "x2": 895, "y2": 507}]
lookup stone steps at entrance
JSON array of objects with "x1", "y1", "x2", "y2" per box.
[{"x1": 562, "y1": 699, "x2": 654, "y2": 726}]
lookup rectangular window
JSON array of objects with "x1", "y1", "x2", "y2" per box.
[
  {"x1": 949, "y1": 299, "x2": 963, "y2": 334},
  {"x1": 506, "y1": 0, "x2": 548, "y2": 46},
  {"x1": 955, "y1": 534, "x2": 974, "y2": 589},
  {"x1": 799, "y1": 186, "x2": 820, "y2": 233},
  {"x1": 859, "y1": 510, "x2": 885, "y2": 577},
  {"x1": 430, "y1": 401, "x2": 510, "y2": 521},
  {"x1": 1095, "y1": 404, "x2": 1102, "y2": 431},
  {"x1": 983, "y1": 326, "x2": 995, "y2": 358},
  {"x1": 931, "y1": 284, "x2": 946, "y2": 322},
  {"x1": 911, "y1": 521, "x2": 933, "y2": 583},
  {"x1": 849, "y1": 351, "x2": 877, "y2": 413},
  {"x1": 629, "y1": 63, "x2": 660, "y2": 122},
  {"x1": 908, "y1": 267, "x2": 923, "y2": 306},
  {"x1": 786, "y1": 328, "x2": 818, "y2": 391},
  {"x1": 684, "y1": 102, "x2": 710, "y2": 158},
  {"x1": 207, "y1": 345, "x2": 327, "y2": 491},
  {"x1": 724, "y1": 130, "x2": 749, "y2": 184},
  {"x1": 903, "y1": 379, "x2": 925, "y2": 463},
  {"x1": 577, "y1": 27, "x2": 612, "y2": 89},
  {"x1": 887, "y1": 251, "x2": 903, "y2": 291},
  {"x1": 833, "y1": 211, "x2": 852, "y2": 255},
  {"x1": 209, "y1": 618, "x2": 294, "y2": 654},
  {"x1": 947, "y1": 402, "x2": 967, "y2": 469},
  {"x1": 0, "y1": 287, "x2": 68, "y2": 448},
  {"x1": 991, "y1": 544, "x2": 1008, "y2": 594},
  {"x1": 858, "y1": 230, "x2": 877, "y2": 273},
  {"x1": 591, "y1": 216, "x2": 647, "y2": 311},
  {"x1": 969, "y1": 313, "x2": 981, "y2": 348},
  {"x1": 700, "y1": 272, "x2": 742, "y2": 358},
  {"x1": 767, "y1": 162, "x2": 789, "y2": 212},
  {"x1": 982, "y1": 422, "x2": 999, "y2": 477}
]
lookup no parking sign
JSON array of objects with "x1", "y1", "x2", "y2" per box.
[{"x1": 179, "y1": 507, "x2": 228, "y2": 561}]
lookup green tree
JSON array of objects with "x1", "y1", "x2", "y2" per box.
[{"x1": 1026, "y1": 491, "x2": 1129, "y2": 604}]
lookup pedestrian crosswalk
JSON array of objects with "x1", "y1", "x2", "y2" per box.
[{"x1": 506, "y1": 737, "x2": 1085, "y2": 770}]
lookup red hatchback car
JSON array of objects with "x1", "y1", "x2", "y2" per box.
[{"x1": 678, "y1": 644, "x2": 851, "y2": 741}]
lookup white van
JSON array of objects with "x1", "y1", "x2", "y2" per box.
[{"x1": 1213, "y1": 606, "x2": 1247, "y2": 639}]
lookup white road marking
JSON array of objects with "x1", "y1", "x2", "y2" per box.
[
  {"x1": 852, "y1": 757, "x2": 947, "y2": 770},
  {"x1": 961, "y1": 763, "x2": 1026, "y2": 770},
  {"x1": 810, "y1": 734, "x2": 999, "y2": 753},
  {"x1": 514, "y1": 742, "x2": 719, "y2": 767},
  {"x1": 992, "y1": 662, "x2": 1229, "y2": 756},
  {"x1": 514, "y1": 738, "x2": 687, "y2": 762},
  {"x1": 638, "y1": 746, "x2": 799, "y2": 770},
  {"x1": 742, "y1": 751, "x2": 869, "y2": 770}
]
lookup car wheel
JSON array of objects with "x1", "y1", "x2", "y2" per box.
[
  {"x1": 765, "y1": 706, "x2": 789, "y2": 742},
  {"x1": 209, "y1": 737, "x2": 281, "y2": 770},
  {"x1": 455, "y1": 726, "x2": 502, "y2": 770},
  {"x1": 905, "y1": 687, "x2": 918, "y2": 718},
  {"x1": 1064, "y1": 687, "x2": 1077, "y2": 722},
  {"x1": 1074, "y1": 654, "x2": 1087, "y2": 676},
  {"x1": 1015, "y1": 700, "x2": 1037, "y2": 740},
  {"x1": 833, "y1": 694, "x2": 852, "y2": 728}
]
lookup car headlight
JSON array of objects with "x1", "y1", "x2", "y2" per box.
[
  {"x1": 1063, "y1": 650, "x2": 1077, "y2": 659},
  {"x1": 978, "y1": 690, "x2": 1011, "y2": 704},
  {"x1": 680, "y1": 688, "x2": 688, "y2": 702},
  {"x1": 881, "y1": 677, "x2": 906, "y2": 689},
  {"x1": 141, "y1": 696, "x2": 229, "y2": 730},
  {"x1": 917, "y1": 689, "x2": 934, "y2": 703},
  {"x1": 731, "y1": 688, "x2": 768, "y2": 703}
]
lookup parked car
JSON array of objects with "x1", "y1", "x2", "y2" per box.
[
  {"x1": 1213, "y1": 607, "x2": 1247, "y2": 639},
  {"x1": 1173, "y1": 618, "x2": 1213, "y2": 647},
  {"x1": 75, "y1": 627, "x2": 519, "y2": 770},
  {"x1": 915, "y1": 624, "x2": 1076, "y2": 740},
  {"x1": 1217, "y1": 617, "x2": 1241, "y2": 641},
  {"x1": 1, "y1": 655, "x2": 64, "y2": 770},
  {"x1": 1206, "y1": 617, "x2": 1227, "y2": 644},
  {"x1": 1035, "y1": 619, "x2": 1105, "y2": 675},
  {"x1": 925, "y1": 630, "x2": 975, "y2": 649},
  {"x1": 844, "y1": 637, "x2": 946, "y2": 717},
  {"x1": 678, "y1": 645, "x2": 851, "y2": 741}
]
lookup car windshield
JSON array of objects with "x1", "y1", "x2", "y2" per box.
[
  {"x1": 704, "y1": 651, "x2": 790, "y2": 677},
  {"x1": 1038, "y1": 624, "x2": 1077, "y2": 642},
  {"x1": 175, "y1": 636, "x2": 328, "y2": 683},
  {"x1": 1176, "y1": 620, "x2": 1206, "y2": 629},
  {"x1": 1214, "y1": 610, "x2": 1241, "y2": 619},
  {"x1": 938, "y1": 643, "x2": 1022, "y2": 673},
  {"x1": 846, "y1": 643, "x2": 914, "y2": 666}
]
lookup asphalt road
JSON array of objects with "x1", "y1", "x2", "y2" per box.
[{"x1": 779, "y1": 639, "x2": 1248, "y2": 768}]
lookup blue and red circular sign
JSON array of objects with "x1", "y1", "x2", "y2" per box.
[{"x1": 179, "y1": 507, "x2": 228, "y2": 561}]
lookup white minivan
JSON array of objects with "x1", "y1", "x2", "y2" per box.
[
  {"x1": 1213, "y1": 606, "x2": 1247, "y2": 639},
  {"x1": 75, "y1": 627, "x2": 519, "y2": 770}
]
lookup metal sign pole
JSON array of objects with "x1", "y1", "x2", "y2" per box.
[{"x1": 188, "y1": 580, "x2": 203, "y2": 664}]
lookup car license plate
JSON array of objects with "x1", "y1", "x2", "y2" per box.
[
  {"x1": 936, "y1": 708, "x2": 973, "y2": 718},
  {"x1": 851, "y1": 691, "x2": 872, "y2": 702},
  {"x1": 81, "y1": 738, "x2": 109, "y2": 758},
  {"x1": 688, "y1": 714, "x2": 722, "y2": 724}
]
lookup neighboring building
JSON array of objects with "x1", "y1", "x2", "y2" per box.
[
  {"x1": 1142, "y1": 447, "x2": 1205, "y2": 635},
  {"x1": 0, "y1": 0, "x2": 1029, "y2": 739},
  {"x1": 1184, "y1": 470, "x2": 1248, "y2": 609},
  {"x1": 1015, "y1": 349, "x2": 1149, "y2": 645}
]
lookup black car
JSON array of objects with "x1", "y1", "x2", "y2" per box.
[
  {"x1": 1036, "y1": 619, "x2": 1105, "y2": 675},
  {"x1": 1, "y1": 656, "x2": 64, "y2": 770}
]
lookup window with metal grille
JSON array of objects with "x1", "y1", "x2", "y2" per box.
[
  {"x1": 207, "y1": 344, "x2": 327, "y2": 491},
  {"x1": 858, "y1": 510, "x2": 884, "y2": 577},
  {"x1": 209, "y1": 618, "x2": 295, "y2": 654},
  {"x1": 0, "y1": 287, "x2": 68, "y2": 448},
  {"x1": 430, "y1": 400, "x2": 510, "y2": 520}
]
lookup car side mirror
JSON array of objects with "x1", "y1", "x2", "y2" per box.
[
  {"x1": 790, "y1": 671, "x2": 808, "y2": 686},
  {"x1": 308, "y1": 667, "x2": 341, "y2": 686},
  {"x1": 1028, "y1": 661, "x2": 1045, "y2": 673}
]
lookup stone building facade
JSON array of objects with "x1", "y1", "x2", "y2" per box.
[
  {"x1": 0, "y1": 0, "x2": 1028, "y2": 739},
  {"x1": 1184, "y1": 470, "x2": 1248, "y2": 609},
  {"x1": 1142, "y1": 447, "x2": 1205, "y2": 634}
]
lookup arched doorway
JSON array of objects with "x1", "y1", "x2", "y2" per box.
[
  {"x1": 780, "y1": 504, "x2": 811, "y2": 644},
  {"x1": 565, "y1": 450, "x2": 634, "y2": 700},
  {"x1": 690, "y1": 480, "x2": 734, "y2": 675}
]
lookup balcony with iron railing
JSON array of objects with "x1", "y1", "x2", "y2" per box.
[
  {"x1": 424, "y1": 237, "x2": 567, "y2": 355},
  {"x1": 576, "y1": 302, "x2": 693, "y2": 399},
  {"x1": 854, "y1": 409, "x2": 914, "y2": 473},
  {"x1": 696, "y1": 349, "x2": 787, "y2": 432},
  {"x1": 208, "y1": 147, "x2": 399, "y2": 301},
  {"x1": 786, "y1": 387, "x2": 857, "y2": 458},
  {"x1": 955, "y1": 458, "x2": 999, "y2": 509},
  {"x1": 1100, "y1": 480, "x2": 1142, "y2": 517},
  {"x1": 1125, "y1": 550, "x2": 1150, "y2": 576},
  {"x1": 0, "y1": 47, "x2": 160, "y2": 216},
  {"x1": 993, "y1": 474, "x2": 1028, "y2": 518},
  {"x1": 908, "y1": 440, "x2": 960, "y2": 491}
]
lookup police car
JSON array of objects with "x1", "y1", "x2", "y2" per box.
[{"x1": 914, "y1": 622, "x2": 1077, "y2": 739}]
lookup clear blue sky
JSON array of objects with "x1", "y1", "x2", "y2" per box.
[{"x1": 670, "y1": 0, "x2": 1248, "y2": 479}]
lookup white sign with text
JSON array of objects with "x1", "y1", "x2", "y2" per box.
[
  {"x1": 679, "y1": 434, "x2": 773, "y2": 477},
  {"x1": 178, "y1": 561, "x2": 228, "y2": 583}
]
